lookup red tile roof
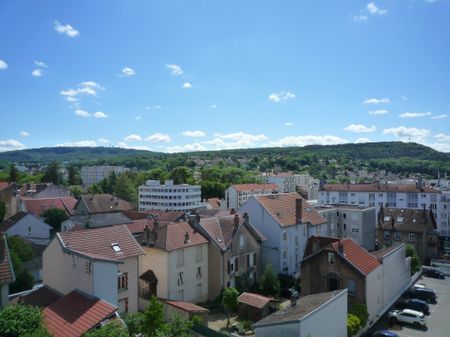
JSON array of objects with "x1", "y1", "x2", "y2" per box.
[
  {"x1": 155, "y1": 221, "x2": 208, "y2": 251},
  {"x1": 238, "y1": 292, "x2": 272, "y2": 309},
  {"x1": 0, "y1": 182, "x2": 11, "y2": 191},
  {"x1": 303, "y1": 236, "x2": 340, "y2": 257},
  {"x1": 330, "y1": 239, "x2": 381, "y2": 275},
  {"x1": 19, "y1": 285, "x2": 62, "y2": 308},
  {"x1": 77, "y1": 194, "x2": 133, "y2": 214},
  {"x1": 59, "y1": 225, "x2": 144, "y2": 261},
  {"x1": 206, "y1": 198, "x2": 221, "y2": 209},
  {"x1": 230, "y1": 183, "x2": 280, "y2": 192},
  {"x1": 43, "y1": 290, "x2": 117, "y2": 337},
  {"x1": 0, "y1": 233, "x2": 15, "y2": 285},
  {"x1": 22, "y1": 197, "x2": 77, "y2": 216},
  {"x1": 322, "y1": 183, "x2": 438, "y2": 193},
  {"x1": 123, "y1": 209, "x2": 185, "y2": 221},
  {"x1": 164, "y1": 300, "x2": 209, "y2": 314},
  {"x1": 126, "y1": 219, "x2": 156, "y2": 234},
  {"x1": 256, "y1": 193, "x2": 326, "y2": 227}
]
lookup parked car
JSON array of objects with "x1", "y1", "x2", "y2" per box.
[
  {"x1": 423, "y1": 267, "x2": 445, "y2": 279},
  {"x1": 412, "y1": 283, "x2": 426, "y2": 290},
  {"x1": 397, "y1": 298, "x2": 430, "y2": 315},
  {"x1": 388, "y1": 309, "x2": 427, "y2": 328},
  {"x1": 405, "y1": 287, "x2": 437, "y2": 304},
  {"x1": 369, "y1": 330, "x2": 399, "y2": 337}
]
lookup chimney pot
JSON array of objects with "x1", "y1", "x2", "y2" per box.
[
  {"x1": 184, "y1": 231, "x2": 190, "y2": 244},
  {"x1": 230, "y1": 208, "x2": 236, "y2": 215},
  {"x1": 295, "y1": 198, "x2": 303, "y2": 224},
  {"x1": 338, "y1": 241, "x2": 344, "y2": 254},
  {"x1": 234, "y1": 213, "x2": 240, "y2": 227}
]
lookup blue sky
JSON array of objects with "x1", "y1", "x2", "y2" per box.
[{"x1": 1, "y1": 0, "x2": 450, "y2": 153}]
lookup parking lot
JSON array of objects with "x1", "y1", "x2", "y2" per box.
[{"x1": 368, "y1": 275, "x2": 450, "y2": 337}]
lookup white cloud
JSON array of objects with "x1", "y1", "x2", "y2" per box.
[
  {"x1": 145, "y1": 133, "x2": 171, "y2": 143},
  {"x1": 120, "y1": 67, "x2": 136, "y2": 77},
  {"x1": 417, "y1": 141, "x2": 450, "y2": 152},
  {"x1": 116, "y1": 142, "x2": 152, "y2": 151},
  {"x1": 270, "y1": 135, "x2": 348, "y2": 147},
  {"x1": 20, "y1": 131, "x2": 30, "y2": 137},
  {"x1": 163, "y1": 143, "x2": 208, "y2": 153},
  {"x1": 363, "y1": 97, "x2": 390, "y2": 104},
  {"x1": 209, "y1": 104, "x2": 218, "y2": 109},
  {"x1": 399, "y1": 112, "x2": 432, "y2": 118},
  {"x1": 203, "y1": 132, "x2": 269, "y2": 150},
  {"x1": 431, "y1": 114, "x2": 448, "y2": 120},
  {"x1": 182, "y1": 82, "x2": 192, "y2": 89},
  {"x1": 425, "y1": 0, "x2": 439, "y2": 3},
  {"x1": 268, "y1": 91, "x2": 296, "y2": 102},
  {"x1": 54, "y1": 20, "x2": 79, "y2": 37},
  {"x1": 34, "y1": 60, "x2": 48, "y2": 68},
  {"x1": 369, "y1": 109, "x2": 388, "y2": 115},
  {"x1": 343, "y1": 124, "x2": 377, "y2": 133},
  {"x1": 367, "y1": 2, "x2": 387, "y2": 15},
  {"x1": 165, "y1": 64, "x2": 183, "y2": 76},
  {"x1": 135, "y1": 116, "x2": 142, "y2": 120},
  {"x1": 124, "y1": 134, "x2": 143, "y2": 142},
  {"x1": 0, "y1": 139, "x2": 25, "y2": 152},
  {"x1": 0, "y1": 59, "x2": 8, "y2": 70},
  {"x1": 32, "y1": 69, "x2": 44, "y2": 77},
  {"x1": 93, "y1": 111, "x2": 108, "y2": 118},
  {"x1": 182, "y1": 130, "x2": 206, "y2": 138},
  {"x1": 285, "y1": 122, "x2": 294, "y2": 127},
  {"x1": 435, "y1": 133, "x2": 450, "y2": 142},
  {"x1": 214, "y1": 132, "x2": 268, "y2": 142},
  {"x1": 353, "y1": 15, "x2": 368, "y2": 22},
  {"x1": 382, "y1": 126, "x2": 430, "y2": 139},
  {"x1": 355, "y1": 137, "x2": 371, "y2": 143},
  {"x1": 145, "y1": 105, "x2": 162, "y2": 110},
  {"x1": 60, "y1": 81, "x2": 104, "y2": 102},
  {"x1": 401, "y1": 96, "x2": 408, "y2": 101},
  {"x1": 98, "y1": 138, "x2": 110, "y2": 144},
  {"x1": 74, "y1": 109, "x2": 90, "y2": 118},
  {"x1": 56, "y1": 140, "x2": 97, "y2": 147}
]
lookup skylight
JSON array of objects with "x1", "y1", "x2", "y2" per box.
[
  {"x1": 111, "y1": 243, "x2": 122, "y2": 252},
  {"x1": 396, "y1": 217, "x2": 404, "y2": 223},
  {"x1": 384, "y1": 216, "x2": 391, "y2": 222}
]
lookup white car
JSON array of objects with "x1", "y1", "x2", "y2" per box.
[
  {"x1": 412, "y1": 284, "x2": 426, "y2": 290},
  {"x1": 388, "y1": 309, "x2": 427, "y2": 327}
]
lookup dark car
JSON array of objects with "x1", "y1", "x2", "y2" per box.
[
  {"x1": 369, "y1": 330, "x2": 399, "y2": 337},
  {"x1": 406, "y1": 287, "x2": 437, "y2": 304},
  {"x1": 423, "y1": 268, "x2": 445, "y2": 279},
  {"x1": 398, "y1": 298, "x2": 430, "y2": 315}
]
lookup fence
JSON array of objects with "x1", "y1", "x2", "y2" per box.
[{"x1": 192, "y1": 322, "x2": 231, "y2": 337}]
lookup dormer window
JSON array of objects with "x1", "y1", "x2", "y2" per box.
[{"x1": 112, "y1": 243, "x2": 122, "y2": 252}]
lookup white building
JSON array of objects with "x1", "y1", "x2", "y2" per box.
[
  {"x1": 0, "y1": 212, "x2": 53, "y2": 245},
  {"x1": 261, "y1": 173, "x2": 296, "y2": 193},
  {"x1": 138, "y1": 180, "x2": 201, "y2": 212},
  {"x1": 225, "y1": 184, "x2": 280, "y2": 210},
  {"x1": 80, "y1": 166, "x2": 129, "y2": 187},
  {"x1": 239, "y1": 193, "x2": 328, "y2": 276},
  {"x1": 438, "y1": 190, "x2": 450, "y2": 239}
]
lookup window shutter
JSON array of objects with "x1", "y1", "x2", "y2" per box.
[
  {"x1": 227, "y1": 260, "x2": 230, "y2": 274},
  {"x1": 235, "y1": 257, "x2": 239, "y2": 272},
  {"x1": 253, "y1": 252, "x2": 257, "y2": 266},
  {"x1": 247, "y1": 254, "x2": 250, "y2": 268}
]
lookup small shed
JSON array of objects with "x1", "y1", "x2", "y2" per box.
[
  {"x1": 238, "y1": 292, "x2": 272, "y2": 322},
  {"x1": 163, "y1": 300, "x2": 209, "y2": 323}
]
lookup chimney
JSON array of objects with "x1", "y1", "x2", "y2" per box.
[
  {"x1": 230, "y1": 208, "x2": 236, "y2": 215},
  {"x1": 391, "y1": 217, "x2": 395, "y2": 230},
  {"x1": 312, "y1": 236, "x2": 320, "y2": 253},
  {"x1": 143, "y1": 225, "x2": 150, "y2": 244},
  {"x1": 377, "y1": 204, "x2": 384, "y2": 228},
  {"x1": 243, "y1": 212, "x2": 249, "y2": 225},
  {"x1": 184, "y1": 231, "x2": 190, "y2": 244},
  {"x1": 195, "y1": 212, "x2": 201, "y2": 224},
  {"x1": 149, "y1": 228, "x2": 157, "y2": 245},
  {"x1": 295, "y1": 198, "x2": 303, "y2": 224},
  {"x1": 234, "y1": 213, "x2": 240, "y2": 227},
  {"x1": 154, "y1": 219, "x2": 159, "y2": 229},
  {"x1": 338, "y1": 241, "x2": 344, "y2": 255}
]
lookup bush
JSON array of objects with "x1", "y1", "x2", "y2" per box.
[
  {"x1": 406, "y1": 244, "x2": 421, "y2": 274},
  {"x1": 0, "y1": 305, "x2": 45, "y2": 337},
  {"x1": 349, "y1": 303, "x2": 369, "y2": 328},
  {"x1": 242, "y1": 320, "x2": 252, "y2": 330},
  {"x1": 84, "y1": 320, "x2": 128, "y2": 337},
  {"x1": 347, "y1": 314, "x2": 361, "y2": 337}
]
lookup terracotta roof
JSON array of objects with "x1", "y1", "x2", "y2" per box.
[
  {"x1": 206, "y1": 198, "x2": 221, "y2": 209},
  {"x1": 371, "y1": 244, "x2": 404, "y2": 260},
  {"x1": 0, "y1": 212, "x2": 29, "y2": 232},
  {"x1": 230, "y1": 183, "x2": 280, "y2": 192},
  {"x1": 303, "y1": 236, "x2": 340, "y2": 257},
  {"x1": 330, "y1": 238, "x2": 381, "y2": 275},
  {"x1": 378, "y1": 208, "x2": 436, "y2": 233},
  {"x1": 123, "y1": 210, "x2": 185, "y2": 222},
  {"x1": 0, "y1": 182, "x2": 11, "y2": 191},
  {"x1": 77, "y1": 194, "x2": 133, "y2": 214},
  {"x1": 164, "y1": 300, "x2": 209, "y2": 314},
  {"x1": 0, "y1": 233, "x2": 15, "y2": 285},
  {"x1": 322, "y1": 183, "x2": 438, "y2": 193},
  {"x1": 22, "y1": 197, "x2": 77, "y2": 216},
  {"x1": 238, "y1": 292, "x2": 272, "y2": 309},
  {"x1": 59, "y1": 225, "x2": 144, "y2": 261},
  {"x1": 126, "y1": 218, "x2": 158, "y2": 234},
  {"x1": 43, "y1": 290, "x2": 118, "y2": 337},
  {"x1": 256, "y1": 193, "x2": 327, "y2": 227},
  {"x1": 20, "y1": 286, "x2": 62, "y2": 307}
]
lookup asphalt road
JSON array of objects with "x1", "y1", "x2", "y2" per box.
[{"x1": 367, "y1": 275, "x2": 450, "y2": 337}]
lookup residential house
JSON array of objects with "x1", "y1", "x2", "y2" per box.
[
  {"x1": 239, "y1": 193, "x2": 327, "y2": 276},
  {"x1": 74, "y1": 194, "x2": 133, "y2": 215},
  {"x1": 195, "y1": 211, "x2": 265, "y2": 299},
  {"x1": 43, "y1": 225, "x2": 144, "y2": 313},
  {"x1": 238, "y1": 292, "x2": 273, "y2": 322},
  {"x1": 376, "y1": 206, "x2": 439, "y2": 260},
  {"x1": 316, "y1": 204, "x2": 376, "y2": 251},
  {"x1": 20, "y1": 196, "x2": 77, "y2": 217},
  {"x1": 225, "y1": 184, "x2": 280, "y2": 210},
  {"x1": 0, "y1": 233, "x2": 15, "y2": 307},
  {"x1": 163, "y1": 300, "x2": 209, "y2": 323},
  {"x1": 20, "y1": 183, "x2": 70, "y2": 198},
  {"x1": 138, "y1": 219, "x2": 209, "y2": 309},
  {"x1": 0, "y1": 182, "x2": 18, "y2": 219},
  {"x1": 252, "y1": 289, "x2": 348, "y2": 337},
  {"x1": 0, "y1": 212, "x2": 53, "y2": 245}
]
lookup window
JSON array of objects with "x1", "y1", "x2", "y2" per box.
[
  {"x1": 347, "y1": 279, "x2": 356, "y2": 296},
  {"x1": 283, "y1": 250, "x2": 287, "y2": 259},
  {"x1": 111, "y1": 243, "x2": 122, "y2": 252},
  {"x1": 295, "y1": 236, "x2": 298, "y2": 246},
  {"x1": 283, "y1": 232, "x2": 287, "y2": 241},
  {"x1": 408, "y1": 233, "x2": 416, "y2": 241},
  {"x1": 328, "y1": 252, "x2": 335, "y2": 265},
  {"x1": 240, "y1": 234, "x2": 245, "y2": 248},
  {"x1": 118, "y1": 272, "x2": 128, "y2": 290},
  {"x1": 177, "y1": 250, "x2": 184, "y2": 268},
  {"x1": 178, "y1": 272, "x2": 184, "y2": 285},
  {"x1": 196, "y1": 267, "x2": 202, "y2": 279},
  {"x1": 195, "y1": 246, "x2": 202, "y2": 263},
  {"x1": 394, "y1": 232, "x2": 401, "y2": 241},
  {"x1": 384, "y1": 231, "x2": 390, "y2": 240},
  {"x1": 351, "y1": 227, "x2": 359, "y2": 233}
]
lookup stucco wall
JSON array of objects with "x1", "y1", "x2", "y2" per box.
[
  {"x1": 117, "y1": 257, "x2": 140, "y2": 313},
  {"x1": 6, "y1": 214, "x2": 51, "y2": 243},
  {"x1": 380, "y1": 246, "x2": 409, "y2": 310},
  {"x1": 365, "y1": 265, "x2": 383, "y2": 324},
  {"x1": 140, "y1": 247, "x2": 169, "y2": 298},
  {"x1": 93, "y1": 261, "x2": 118, "y2": 307}
]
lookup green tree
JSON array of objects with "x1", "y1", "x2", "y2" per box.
[
  {"x1": 142, "y1": 296, "x2": 166, "y2": 337},
  {"x1": 41, "y1": 208, "x2": 68, "y2": 231},
  {"x1": 170, "y1": 167, "x2": 192, "y2": 185},
  {"x1": 0, "y1": 201, "x2": 5, "y2": 221},
  {"x1": 347, "y1": 314, "x2": 361, "y2": 337},
  {"x1": 9, "y1": 165, "x2": 19, "y2": 183},
  {"x1": 125, "y1": 312, "x2": 145, "y2": 336},
  {"x1": 406, "y1": 244, "x2": 421, "y2": 274},
  {"x1": 84, "y1": 320, "x2": 128, "y2": 337},
  {"x1": 42, "y1": 161, "x2": 62, "y2": 185},
  {"x1": 222, "y1": 287, "x2": 239, "y2": 328},
  {"x1": 236, "y1": 270, "x2": 253, "y2": 293},
  {"x1": 7, "y1": 236, "x2": 35, "y2": 293},
  {"x1": 7, "y1": 236, "x2": 34, "y2": 261},
  {"x1": 67, "y1": 164, "x2": 81, "y2": 185},
  {"x1": 259, "y1": 264, "x2": 280, "y2": 297},
  {"x1": 70, "y1": 186, "x2": 84, "y2": 198},
  {"x1": 348, "y1": 304, "x2": 368, "y2": 328},
  {"x1": 114, "y1": 174, "x2": 136, "y2": 204},
  {"x1": 0, "y1": 305, "x2": 45, "y2": 337}
]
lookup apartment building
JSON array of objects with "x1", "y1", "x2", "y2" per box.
[
  {"x1": 225, "y1": 184, "x2": 280, "y2": 210},
  {"x1": 261, "y1": 172, "x2": 296, "y2": 193},
  {"x1": 80, "y1": 166, "x2": 129, "y2": 187},
  {"x1": 138, "y1": 180, "x2": 201, "y2": 212}
]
